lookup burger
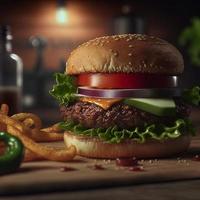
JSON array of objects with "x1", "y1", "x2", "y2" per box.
[{"x1": 50, "y1": 34, "x2": 198, "y2": 159}]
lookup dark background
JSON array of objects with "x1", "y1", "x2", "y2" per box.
[{"x1": 0, "y1": 0, "x2": 200, "y2": 124}]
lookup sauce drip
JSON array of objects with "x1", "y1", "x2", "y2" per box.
[
  {"x1": 192, "y1": 155, "x2": 200, "y2": 161},
  {"x1": 116, "y1": 157, "x2": 138, "y2": 167},
  {"x1": 116, "y1": 157, "x2": 145, "y2": 172}
]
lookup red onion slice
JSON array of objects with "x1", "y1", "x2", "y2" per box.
[{"x1": 77, "y1": 87, "x2": 182, "y2": 98}]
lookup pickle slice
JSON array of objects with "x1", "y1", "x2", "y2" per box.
[{"x1": 124, "y1": 98, "x2": 176, "y2": 116}]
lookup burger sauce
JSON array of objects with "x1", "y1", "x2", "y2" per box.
[
  {"x1": 192, "y1": 155, "x2": 200, "y2": 161},
  {"x1": 116, "y1": 157, "x2": 144, "y2": 172}
]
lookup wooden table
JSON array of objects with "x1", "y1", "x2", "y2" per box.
[
  {"x1": 1, "y1": 180, "x2": 200, "y2": 200},
  {"x1": 1, "y1": 136, "x2": 200, "y2": 200}
]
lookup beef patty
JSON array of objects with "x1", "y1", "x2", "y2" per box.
[{"x1": 60, "y1": 100, "x2": 190, "y2": 129}]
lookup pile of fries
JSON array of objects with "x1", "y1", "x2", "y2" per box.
[{"x1": 0, "y1": 104, "x2": 76, "y2": 162}]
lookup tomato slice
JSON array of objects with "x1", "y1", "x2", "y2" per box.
[{"x1": 77, "y1": 73, "x2": 178, "y2": 89}]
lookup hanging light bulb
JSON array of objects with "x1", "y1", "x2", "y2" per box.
[{"x1": 56, "y1": 0, "x2": 68, "y2": 24}]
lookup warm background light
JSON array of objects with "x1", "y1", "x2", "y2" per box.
[
  {"x1": 56, "y1": 7, "x2": 68, "y2": 24},
  {"x1": 0, "y1": 1, "x2": 198, "y2": 76}
]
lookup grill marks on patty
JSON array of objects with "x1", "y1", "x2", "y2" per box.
[{"x1": 60, "y1": 100, "x2": 190, "y2": 129}]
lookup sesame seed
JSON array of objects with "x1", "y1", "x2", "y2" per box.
[
  {"x1": 115, "y1": 38, "x2": 119, "y2": 41},
  {"x1": 113, "y1": 52, "x2": 118, "y2": 56},
  {"x1": 128, "y1": 62, "x2": 132, "y2": 65},
  {"x1": 128, "y1": 53, "x2": 132, "y2": 56},
  {"x1": 129, "y1": 45, "x2": 133, "y2": 48}
]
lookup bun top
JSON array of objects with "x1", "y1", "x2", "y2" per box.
[{"x1": 66, "y1": 34, "x2": 184, "y2": 75}]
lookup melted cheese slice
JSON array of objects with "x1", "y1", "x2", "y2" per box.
[{"x1": 80, "y1": 97, "x2": 122, "y2": 110}]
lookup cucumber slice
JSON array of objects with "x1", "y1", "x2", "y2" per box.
[{"x1": 124, "y1": 98, "x2": 176, "y2": 116}]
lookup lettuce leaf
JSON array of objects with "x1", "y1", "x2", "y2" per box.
[
  {"x1": 49, "y1": 73, "x2": 77, "y2": 105},
  {"x1": 182, "y1": 86, "x2": 200, "y2": 106},
  {"x1": 59, "y1": 119, "x2": 194, "y2": 143}
]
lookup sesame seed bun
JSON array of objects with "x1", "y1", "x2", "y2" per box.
[
  {"x1": 64, "y1": 131, "x2": 191, "y2": 159},
  {"x1": 66, "y1": 34, "x2": 184, "y2": 75}
]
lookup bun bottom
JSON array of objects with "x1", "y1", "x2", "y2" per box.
[{"x1": 64, "y1": 131, "x2": 191, "y2": 159}]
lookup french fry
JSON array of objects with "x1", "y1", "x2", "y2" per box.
[
  {"x1": 0, "y1": 104, "x2": 9, "y2": 116},
  {"x1": 24, "y1": 149, "x2": 44, "y2": 162},
  {"x1": 11, "y1": 113, "x2": 42, "y2": 130},
  {"x1": 5, "y1": 124, "x2": 76, "y2": 162},
  {"x1": 22, "y1": 118, "x2": 35, "y2": 129},
  {"x1": 0, "y1": 114, "x2": 24, "y2": 132},
  {"x1": 41, "y1": 123, "x2": 62, "y2": 133},
  {"x1": 0, "y1": 105, "x2": 75, "y2": 162},
  {"x1": 1, "y1": 114, "x2": 63, "y2": 142},
  {"x1": 29, "y1": 129, "x2": 63, "y2": 142},
  {"x1": 0, "y1": 122, "x2": 7, "y2": 132}
]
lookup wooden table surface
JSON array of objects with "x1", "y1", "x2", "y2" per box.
[
  {"x1": 1, "y1": 136, "x2": 200, "y2": 199},
  {"x1": 1, "y1": 179, "x2": 200, "y2": 200}
]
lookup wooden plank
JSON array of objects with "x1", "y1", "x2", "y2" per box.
[{"x1": 0, "y1": 138, "x2": 200, "y2": 195}]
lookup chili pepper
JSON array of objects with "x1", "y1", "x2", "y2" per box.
[{"x1": 0, "y1": 131, "x2": 24, "y2": 175}]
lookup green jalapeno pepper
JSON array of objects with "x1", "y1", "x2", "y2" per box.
[{"x1": 0, "y1": 131, "x2": 24, "y2": 175}]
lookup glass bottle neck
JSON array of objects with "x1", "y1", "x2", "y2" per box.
[{"x1": 0, "y1": 39, "x2": 12, "y2": 54}]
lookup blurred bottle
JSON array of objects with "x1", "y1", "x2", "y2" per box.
[
  {"x1": 113, "y1": 5, "x2": 146, "y2": 34},
  {"x1": 0, "y1": 25, "x2": 23, "y2": 115}
]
